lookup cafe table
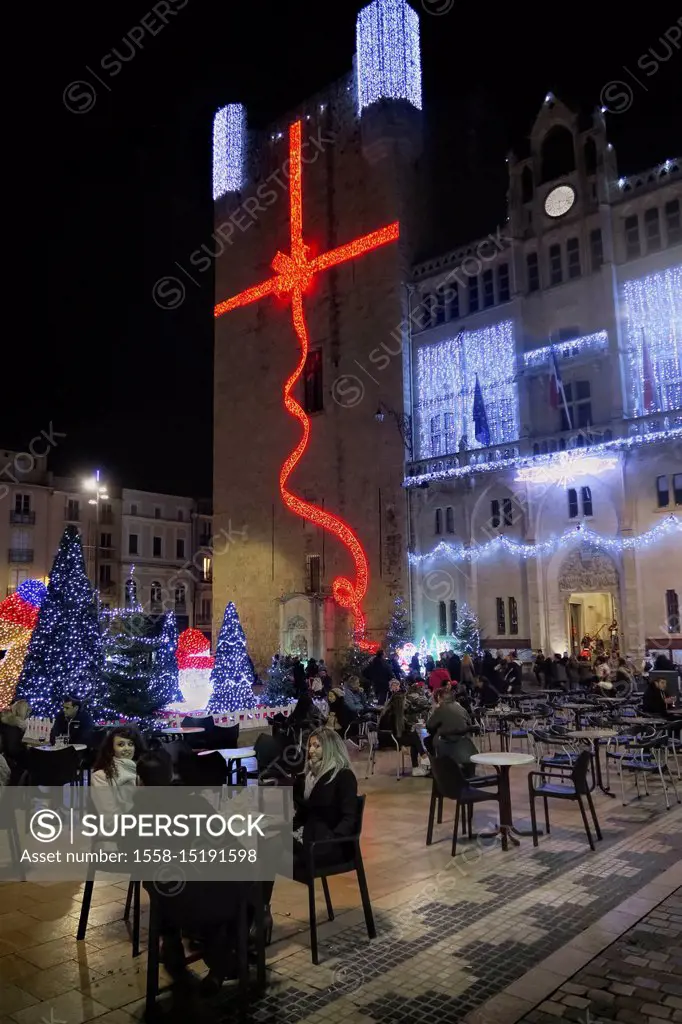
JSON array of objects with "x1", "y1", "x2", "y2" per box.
[
  {"x1": 160, "y1": 727, "x2": 206, "y2": 735},
  {"x1": 469, "y1": 751, "x2": 536, "y2": 850},
  {"x1": 557, "y1": 702, "x2": 596, "y2": 730},
  {"x1": 33, "y1": 743, "x2": 88, "y2": 752},
  {"x1": 199, "y1": 746, "x2": 257, "y2": 784},
  {"x1": 566, "y1": 728, "x2": 618, "y2": 797}
]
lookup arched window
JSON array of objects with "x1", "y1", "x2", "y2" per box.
[
  {"x1": 666, "y1": 590, "x2": 680, "y2": 634},
  {"x1": 583, "y1": 136, "x2": 597, "y2": 175},
  {"x1": 150, "y1": 581, "x2": 162, "y2": 610},
  {"x1": 438, "y1": 601, "x2": 447, "y2": 635},
  {"x1": 174, "y1": 584, "x2": 186, "y2": 609},
  {"x1": 125, "y1": 578, "x2": 137, "y2": 607},
  {"x1": 435, "y1": 508, "x2": 442, "y2": 535},
  {"x1": 541, "y1": 126, "x2": 575, "y2": 183},
  {"x1": 521, "y1": 165, "x2": 534, "y2": 203},
  {"x1": 449, "y1": 600, "x2": 458, "y2": 632}
]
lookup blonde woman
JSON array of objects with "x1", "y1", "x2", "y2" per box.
[
  {"x1": 460, "y1": 654, "x2": 476, "y2": 689},
  {"x1": 0, "y1": 699, "x2": 31, "y2": 731}
]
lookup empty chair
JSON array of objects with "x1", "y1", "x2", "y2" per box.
[
  {"x1": 181, "y1": 715, "x2": 215, "y2": 750},
  {"x1": 528, "y1": 749, "x2": 602, "y2": 850},
  {"x1": 618, "y1": 733, "x2": 681, "y2": 809},
  {"x1": 22, "y1": 745, "x2": 80, "y2": 786},
  {"x1": 427, "y1": 757, "x2": 499, "y2": 856},
  {"x1": 205, "y1": 723, "x2": 240, "y2": 751}
]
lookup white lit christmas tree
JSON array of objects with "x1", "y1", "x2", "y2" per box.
[
  {"x1": 451, "y1": 604, "x2": 481, "y2": 658},
  {"x1": 206, "y1": 602, "x2": 257, "y2": 712}
]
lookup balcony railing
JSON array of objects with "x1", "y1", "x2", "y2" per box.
[
  {"x1": 405, "y1": 410, "x2": 682, "y2": 486},
  {"x1": 9, "y1": 510, "x2": 35, "y2": 525},
  {"x1": 9, "y1": 548, "x2": 34, "y2": 563}
]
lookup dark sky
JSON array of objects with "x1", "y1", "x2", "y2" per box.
[{"x1": 7, "y1": 1, "x2": 680, "y2": 497}]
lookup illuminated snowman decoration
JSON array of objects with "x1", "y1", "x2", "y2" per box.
[{"x1": 165, "y1": 628, "x2": 215, "y2": 713}]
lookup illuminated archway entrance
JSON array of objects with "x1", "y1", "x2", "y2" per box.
[{"x1": 558, "y1": 545, "x2": 621, "y2": 656}]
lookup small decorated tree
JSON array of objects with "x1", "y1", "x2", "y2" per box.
[
  {"x1": 18, "y1": 527, "x2": 107, "y2": 716},
  {"x1": 207, "y1": 603, "x2": 257, "y2": 712},
  {"x1": 338, "y1": 637, "x2": 372, "y2": 683},
  {"x1": 451, "y1": 604, "x2": 481, "y2": 658},
  {"x1": 260, "y1": 654, "x2": 296, "y2": 707},
  {"x1": 386, "y1": 595, "x2": 411, "y2": 653},
  {"x1": 104, "y1": 610, "x2": 180, "y2": 720}
]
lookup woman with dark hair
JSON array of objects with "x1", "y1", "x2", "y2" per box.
[{"x1": 92, "y1": 726, "x2": 146, "y2": 789}]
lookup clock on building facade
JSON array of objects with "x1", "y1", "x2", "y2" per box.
[{"x1": 544, "y1": 184, "x2": 576, "y2": 218}]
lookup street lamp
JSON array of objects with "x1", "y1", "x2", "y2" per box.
[
  {"x1": 374, "y1": 401, "x2": 413, "y2": 459},
  {"x1": 83, "y1": 469, "x2": 108, "y2": 610}
]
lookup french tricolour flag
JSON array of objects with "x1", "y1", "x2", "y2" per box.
[{"x1": 549, "y1": 346, "x2": 571, "y2": 428}]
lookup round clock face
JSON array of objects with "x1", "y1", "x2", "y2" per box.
[{"x1": 544, "y1": 184, "x2": 576, "y2": 218}]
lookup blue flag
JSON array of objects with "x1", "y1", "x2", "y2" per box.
[{"x1": 473, "y1": 374, "x2": 490, "y2": 447}]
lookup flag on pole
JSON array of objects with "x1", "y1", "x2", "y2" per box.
[
  {"x1": 473, "y1": 373, "x2": 490, "y2": 446},
  {"x1": 549, "y1": 345, "x2": 572, "y2": 429},
  {"x1": 641, "y1": 328, "x2": 656, "y2": 414}
]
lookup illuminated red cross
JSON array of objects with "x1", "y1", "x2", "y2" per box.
[{"x1": 215, "y1": 120, "x2": 399, "y2": 650}]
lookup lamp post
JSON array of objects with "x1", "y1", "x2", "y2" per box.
[
  {"x1": 84, "y1": 469, "x2": 109, "y2": 613},
  {"x1": 374, "y1": 401, "x2": 413, "y2": 459}
]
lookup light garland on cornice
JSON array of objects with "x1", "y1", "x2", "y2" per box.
[
  {"x1": 514, "y1": 453, "x2": 619, "y2": 485},
  {"x1": 404, "y1": 424, "x2": 682, "y2": 487},
  {"x1": 523, "y1": 331, "x2": 609, "y2": 370},
  {"x1": 408, "y1": 514, "x2": 681, "y2": 565}
]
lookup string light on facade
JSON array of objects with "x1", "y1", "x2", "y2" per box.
[
  {"x1": 416, "y1": 320, "x2": 518, "y2": 460},
  {"x1": 405, "y1": 424, "x2": 682, "y2": 487},
  {"x1": 409, "y1": 514, "x2": 681, "y2": 565},
  {"x1": 214, "y1": 120, "x2": 400, "y2": 649},
  {"x1": 356, "y1": 0, "x2": 422, "y2": 113},
  {"x1": 621, "y1": 264, "x2": 682, "y2": 417},
  {"x1": 514, "y1": 453, "x2": 620, "y2": 486},
  {"x1": 523, "y1": 331, "x2": 609, "y2": 370},
  {"x1": 212, "y1": 103, "x2": 246, "y2": 200}
]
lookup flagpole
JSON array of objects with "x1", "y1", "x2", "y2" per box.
[{"x1": 550, "y1": 333, "x2": 573, "y2": 431}]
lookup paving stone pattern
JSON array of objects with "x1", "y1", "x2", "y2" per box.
[{"x1": 522, "y1": 888, "x2": 682, "y2": 1024}]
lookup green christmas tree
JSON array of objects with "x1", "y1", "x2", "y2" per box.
[
  {"x1": 338, "y1": 637, "x2": 372, "y2": 683},
  {"x1": 386, "y1": 595, "x2": 411, "y2": 653},
  {"x1": 451, "y1": 605, "x2": 481, "y2": 658},
  {"x1": 104, "y1": 610, "x2": 180, "y2": 721},
  {"x1": 260, "y1": 655, "x2": 296, "y2": 707}
]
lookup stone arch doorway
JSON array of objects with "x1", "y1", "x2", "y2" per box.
[{"x1": 557, "y1": 546, "x2": 621, "y2": 656}]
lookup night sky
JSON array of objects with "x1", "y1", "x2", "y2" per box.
[{"x1": 8, "y1": 1, "x2": 679, "y2": 497}]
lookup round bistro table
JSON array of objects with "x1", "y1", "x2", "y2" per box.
[{"x1": 470, "y1": 751, "x2": 536, "y2": 850}]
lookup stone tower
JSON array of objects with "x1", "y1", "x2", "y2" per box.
[{"x1": 212, "y1": 0, "x2": 425, "y2": 670}]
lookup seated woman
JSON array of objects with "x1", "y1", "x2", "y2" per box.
[
  {"x1": 426, "y1": 689, "x2": 478, "y2": 776},
  {"x1": 92, "y1": 726, "x2": 146, "y2": 789},
  {"x1": 379, "y1": 681, "x2": 431, "y2": 776},
  {"x1": 0, "y1": 699, "x2": 31, "y2": 784}
]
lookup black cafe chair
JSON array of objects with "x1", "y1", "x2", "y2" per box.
[
  {"x1": 78, "y1": 876, "x2": 142, "y2": 957},
  {"x1": 22, "y1": 745, "x2": 80, "y2": 787},
  {"x1": 426, "y1": 757, "x2": 498, "y2": 845},
  {"x1": 177, "y1": 749, "x2": 228, "y2": 787},
  {"x1": 204, "y1": 723, "x2": 240, "y2": 751},
  {"x1": 528, "y1": 749, "x2": 602, "y2": 851},
  {"x1": 427, "y1": 758, "x2": 499, "y2": 856},
  {"x1": 181, "y1": 715, "x2": 215, "y2": 750},
  {"x1": 292, "y1": 795, "x2": 375, "y2": 965}
]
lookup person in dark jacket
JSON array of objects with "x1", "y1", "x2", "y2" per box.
[
  {"x1": 362, "y1": 650, "x2": 394, "y2": 705},
  {"x1": 291, "y1": 658, "x2": 307, "y2": 696},
  {"x1": 446, "y1": 650, "x2": 461, "y2": 683},
  {"x1": 654, "y1": 654, "x2": 675, "y2": 670},
  {"x1": 503, "y1": 654, "x2": 522, "y2": 694},
  {"x1": 642, "y1": 677, "x2": 674, "y2": 717},
  {"x1": 50, "y1": 695, "x2": 94, "y2": 746},
  {"x1": 474, "y1": 675, "x2": 501, "y2": 708}
]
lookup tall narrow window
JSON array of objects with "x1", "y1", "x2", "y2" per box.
[
  {"x1": 445, "y1": 506, "x2": 454, "y2": 533},
  {"x1": 66, "y1": 499, "x2": 80, "y2": 521},
  {"x1": 307, "y1": 555, "x2": 321, "y2": 593},
  {"x1": 99, "y1": 564, "x2": 111, "y2": 586},
  {"x1": 435, "y1": 508, "x2": 442, "y2": 535},
  {"x1": 502, "y1": 498, "x2": 513, "y2": 526},
  {"x1": 497, "y1": 262, "x2": 510, "y2": 302},
  {"x1": 449, "y1": 600, "x2": 458, "y2": 632},
  {"x1": 448, "y1": 285, "x2": 460, "y2": 320},
  {"x1": 496, "y1": 597, "x2": 506, "y2": 635},
  {"x1": 491, "y1": 499, "x2": 500, "y2": 529},
  {"x1": 303, "y1": 349, "x2": 323, "y2": 413},
  {"x1": 566, "y1": 237, "x2": 581, "y2": 278},
  {"x1": 444, "y1": 412, "x2": 456, "y2": 453},
  {"x1": 665, "y1": 198, "x2": 681, "y2": 245},
  {"x1": 581, "y1": 486, "x2": 593, "y2": 517},
  {"x1": 482, "y1": 269, "x2": 494, "y2": 308},
  {"x1": 568, "y1": 488, "x2": 579, "y2": 519},
  {"x1": 673, "y1": 474, "x2": 682, "y2": 505},
  {"x1": 175, "y1": 584, "x2": 186, "y2": 609},
  {"x1": 657, "y1": 475, "x2": 670, "y2": 508},
  {"x1": 590, "y1": 228, "x2": 603, "y2": 271},
  {"x1": 549, "y1": 243, "x2": 562, "y2": 285},
  {"x1": 468, "y1": 275, "x2": 479, "y2": 313},
  {"x1": 176, "y1": 538, "x2": 185, "y2": 559},
  {"x1": 203, "y1": 556, "x2": 212, "y2": 581},
  {"x1": 129, "y1": 534, "x2": 138, "y2": 555},
  {"x1": 624, "y1": 215, "x2": 640, "y2": 259},
  {"x1": 527, "y1": 252, "x2": 539, "y2": 292},
  {"x1": 666, "y1": 590, "x2": 680, "y2": 634},
  {"x1": 153, "y1": 536, "x2": 162, "y2": 557},
  {"x1": 562, "y1": 380, "x2": 592, "y2": 431},
  {"x1": 644, "y1": 207, "x2": 661, "y2": 253},
  {"x1": 509, "y1": 597, "x2": 519, "y2": 635},
  {"x1": 150, "y1": 582, "x2": 162, "y2": 611},
  {"x1": 439, "y1": 601, "x2": 447, "y2": 635},
  {"x1": 430, "y1": 414, "x2": 442, "y2": 456},
  {"x1": 14, "y1": 494, "x2": 31, "y2": 514}
]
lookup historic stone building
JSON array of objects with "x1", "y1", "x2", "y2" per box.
[{"x1": 212, "y1": 0, "x2": 681, "y2": 667}]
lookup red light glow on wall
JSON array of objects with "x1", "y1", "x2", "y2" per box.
[{"x1": 215, "y1": 120, "x2": 399, "y2": 649}]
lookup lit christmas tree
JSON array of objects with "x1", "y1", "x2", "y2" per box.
[
  {"x1": 451, "y1": 604, "x2": 481, "y2": 658},
  {"x1": 260, "y1": 654, "x2": 296, "y2": 707},
  {"x1": 104, "y1": 610, "x2": 180, "y2": 721},
  {"x1": 17, "y1": 527, "x2": 107, "y2": 716},
  {"x1": 339, "y1": 634, "x2": 372, "y2": 683},
  {"x1": 386, "y1": 595, "x2": 411, "y2": 653},
  {"x1": 206, "y1": 603, "x2": 257, "y2": 712}
]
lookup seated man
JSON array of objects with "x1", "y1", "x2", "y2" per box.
[
  {"x1": 426, "y1": 690, "x2": 478, "y2": 775},
  {"x1": 50, "y1": 694, "x2": 94, "y2": 746}
]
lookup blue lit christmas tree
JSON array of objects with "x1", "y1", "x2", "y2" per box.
[
  {"x1": 104, "y1": 610, "x2": 181, "y2": 720},
  {"x1": 386, "y1": 595, "x2": 411, "y2": 653},
  {"x1": 17, "y1": 526, "x2": 107, "y2": 716},
  {"x1": 206, "y1": 602, "x2": 257, "y2": 712}
]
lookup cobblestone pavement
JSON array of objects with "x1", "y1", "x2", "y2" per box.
[{"x1": 521, "y1": 889, "x2": 682, "y2": 1024}]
